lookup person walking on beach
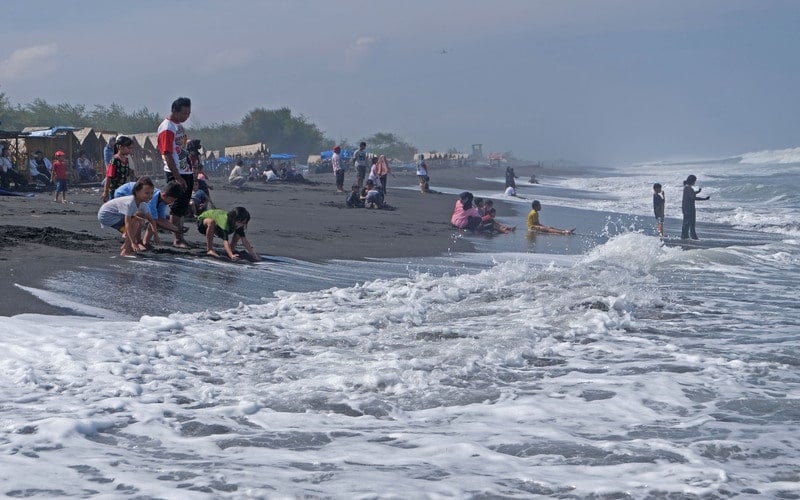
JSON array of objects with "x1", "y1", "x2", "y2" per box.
[
  {"x1": 102, "y1": 135, "x2": 135, "y2": 202},
  {"x1": 653, "y1": 183, "x2": 665, "y2": 237},
  {"x1": 158, "y1": 97, "x2": 193, "y2": 248},
  {"x1": 527, "y1": 200, "x2": 574, "y2": 235},
  {"x1": 332, "y1": 145, "x2": 345, "y2": 192},
  {"x1": 416, "y1": 154, "x2": 430, "y2": 193},
  {"x1": 352, "y1": 142, "x2": 369, "y2": 190},
  {"x1": 681, "y1": 174, "x2": 710, "y2": 240},
  {"x1": 51, "y1": 151, "x2": 69, "y2": 203}
]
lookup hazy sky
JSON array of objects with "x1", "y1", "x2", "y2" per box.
[{"x1": 1, "y1": 1, "x2": 797, "y2": 164}]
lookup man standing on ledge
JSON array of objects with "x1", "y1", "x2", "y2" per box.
[{"x1": 158, "y1": 97, "x2": 192, "y2": 248}]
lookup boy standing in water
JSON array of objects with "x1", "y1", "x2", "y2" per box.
[
  {"x1": 196, "y1": 206, "x2": 261, "y2": 261},
  {"x1": 653, "y1": 183, "x2": 665, "y2": 237}
]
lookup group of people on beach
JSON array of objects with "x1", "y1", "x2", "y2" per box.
[
  {"x1": 0, "y1": 146, "x2": 88, "y2": 203},
  {"x1": 450, "y1": 191, "x2": 518, "y2": 234},
  {"x1": 96, "y1": 97, "x2": 260, "y2": 261},
  {"x1": 332, "y1": 142, "x2": 403, "y2": 196},
  {"x1": 653, "y1": 174, "x2": 710, "y2": 239}
]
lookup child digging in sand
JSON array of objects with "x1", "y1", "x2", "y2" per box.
[
  {"x1": 196, "y1": 206, "x2": 261, "y2": 261},
  {"x1": 97, "y1": 176, "x2": 157, "y2": 256}
]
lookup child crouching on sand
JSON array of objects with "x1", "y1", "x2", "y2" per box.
[
  {"x1": 97, "y1": 176, "x2": 157, "y2": 256},
  {"x1": 196, "y1": 207, "x2": 261, "y2": 261}
]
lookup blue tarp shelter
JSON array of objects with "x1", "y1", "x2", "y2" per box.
[
  {"x1": 320, "y1": 149, "x2": 353, "y2": 160},
  {"x1": 269, "y1": 153, "x2": 297, "y2": 160}
]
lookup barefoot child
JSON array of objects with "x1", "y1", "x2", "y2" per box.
[
  {"x1": 97, "y1": 176, "x2": 157, "y2": 256},
  {"x1": 51, "y1": 151, "x2": 69, "y2": 203},
  {"x1": 196, "y1": 207, "x2": 261, "y2": 261},
  {"x1": 527, "y1": 200, "x2": 575, "y2": 235}
]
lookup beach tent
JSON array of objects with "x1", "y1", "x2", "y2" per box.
[
  {"x1": 269, "y1": 153, "x2": 297, "y2": 160},
  {"x1": 217, "y1": 156, "x2": 233, "y2": 164}
]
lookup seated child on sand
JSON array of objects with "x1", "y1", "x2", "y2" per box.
[
  {"x1": 196, "y1": 206, "x2": 261, "y2": 261},
  {"x1": 346, "y1": 183, "x2": 365, "y2": 208},
  {"x1": 363, "y1": 180, "x2": 386, "y2": 208}
]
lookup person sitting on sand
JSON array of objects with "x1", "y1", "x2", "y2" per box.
[
  {"x1": 0, "y1": 144, "x2": 28, "y2": 191},
  {"x1": 527, "y1": 200, "x2": 575, "y2": 235},
  {"x1": 228, "y1": 159, "x2": 246, "y2": 188},
  {"x1": 482, "y1": 200, "x2": 516, "y2": 233},
  {"x1": 28, "y1": 150, "x2": 53, "y2": 187},
  {"x1": 97, "y1": 176, "x2": 157, "y2": 256},
  {"x1": 362, "y1": 180, "x2": 385, "y2": 209},
  {"x1": 482, "y1": 206, "x2": 516, "y2": 233},
  {"x1": 451, "y1": 191, "x2": 482, "y2": 231},
  {"x1": 346, "y1": 183, "x2": 365, "y2": 208},
  {"x1": 196, "y1": 206, "x2": 261, "y2": 261}
]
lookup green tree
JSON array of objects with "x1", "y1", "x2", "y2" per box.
[
  {"x1": 89, "y1": 104, "x2": 161, "y2": 134},
  {"x1": 362, "y1": 132, "x2": 416, "y2": 162},
  {"x1": 238, "y1": 107, "x2": 328, "y2": 155}
]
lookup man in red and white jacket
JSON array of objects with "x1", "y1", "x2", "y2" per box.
[{"x1": 157, "y1": 97, "x2": 192, "y2": 248}]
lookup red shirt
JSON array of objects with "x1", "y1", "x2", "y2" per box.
[{"x1": 51, "y1": 160, "x2": 68, "y2": 180}]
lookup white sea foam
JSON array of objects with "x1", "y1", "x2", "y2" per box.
[{"x1": 2, "y1": 159, "x2": 800, "y2": 497}]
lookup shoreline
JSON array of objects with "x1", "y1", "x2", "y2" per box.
[{"x1": 0, "y1": 164, "x2": 543, "y2": 317}]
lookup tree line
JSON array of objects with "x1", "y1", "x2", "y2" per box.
[{"x1": 0, "y1": 92, "x2": 418, "y2": 161}]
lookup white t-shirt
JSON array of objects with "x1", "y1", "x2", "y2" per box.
[
  {"x1": 504, "y1": 186, "x2": 516, "y2": 196},
  {"x1": 158, "y1": 118, "x2": 190, "y2": 174},
  {"x1": 97, "y1": 195, "x2": 146, "y2": 228}
]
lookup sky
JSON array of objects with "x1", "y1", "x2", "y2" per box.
[{"x1": 0, "y1": 0, "x2": 797, "y2": 165}]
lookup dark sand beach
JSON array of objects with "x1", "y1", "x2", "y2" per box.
[{"x1": 0, "y1": 164, "x2": 545, "y2": 316}]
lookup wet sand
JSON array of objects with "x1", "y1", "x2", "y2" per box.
[{"x1": 0, "y1": 164, "x2": 546, "y2": 316}]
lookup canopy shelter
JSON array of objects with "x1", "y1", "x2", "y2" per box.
[
  {"x1": 320, "y1": 149, "x2": 353, "y2": 160},
  {"x1": 269, "y1": 153, "x2": 297, "y2": 160}
]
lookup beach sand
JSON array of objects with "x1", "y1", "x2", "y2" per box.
[{"x1": 0, "y1": 164, "x2": 545, "y2": 316}]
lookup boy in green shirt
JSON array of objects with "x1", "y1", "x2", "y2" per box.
[{"x1": 196, "y1": 206, "x2": 261, "y2": 261}]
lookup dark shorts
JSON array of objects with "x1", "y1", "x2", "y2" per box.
[
  {"x1": 55, "y1": 179, "x2": 68, "y2": 192},
  {"x1": 196, "y1": 218, "x2": 228, "y2": 240},
  {"x1": 166, "y1": 172, "x2": 193, "y2": 217}
]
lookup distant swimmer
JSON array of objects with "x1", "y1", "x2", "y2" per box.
[{"x1": 526, "y1": 200, "x2": 575, "y2": 235}]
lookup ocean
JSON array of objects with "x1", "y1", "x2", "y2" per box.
[{"x1": 2, "y1": 148, "x2": 799, "y2": 498}]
